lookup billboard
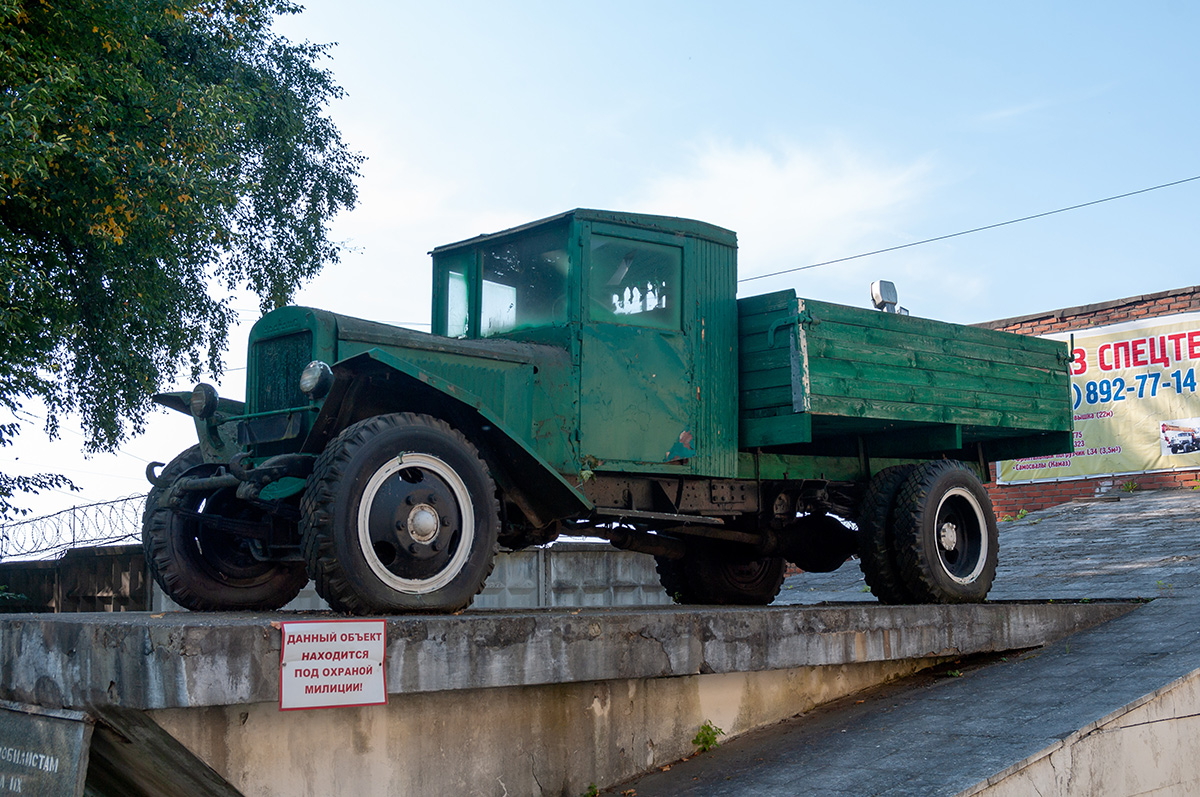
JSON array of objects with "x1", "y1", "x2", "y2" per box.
[{"x1": 999, "y1": 312, "x2": 1200, "y2": 484}]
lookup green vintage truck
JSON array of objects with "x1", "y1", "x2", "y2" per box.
[{"x1": 143, "y1": 209, "x2": 1072, "y2": 613}]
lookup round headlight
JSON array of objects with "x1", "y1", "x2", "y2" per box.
[
  {"x1": 299, "y1": 360, "x2": 334, "y2": 399},
  {"x1": 190, "y1": 383, "x2": 219, "y2": 419}
]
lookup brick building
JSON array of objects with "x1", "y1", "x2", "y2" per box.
[{"x1": 978, "y1": 285, "x2": 1200, "y2": 518}]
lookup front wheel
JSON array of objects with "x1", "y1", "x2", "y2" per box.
[
  {"x1": 891, "y1": 461, "x2": 999, "y2": 603},
  {"x1": 301, "y1": 413, "x2": 500, "y2": 614},
  {"x1": 142, "y1": 446, "x2": 309, "y2": 611}
]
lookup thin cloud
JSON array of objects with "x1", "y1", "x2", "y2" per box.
[
  {"x1": 624, "y1": 141, "x2": 933, "y2": 281},
  {"x1": 976, "y1": 99, "x2": 1055, "y2": 124}
]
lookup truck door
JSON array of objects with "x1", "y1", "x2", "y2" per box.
[{"x1": 579, "y1": 229, "x2": 694, "y2": 470}]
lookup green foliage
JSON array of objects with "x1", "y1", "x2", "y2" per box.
[
  {"x1": 580, "y1": 784, "x2": 599, "y2": 797},
  {"x1": 1121, "y1": 480, "x2": 1139, "y2": 493},
  {"x1": 0, "y1": 0, "x2": 360, "y2": 512},
  {"x1": 0, "y1": 584, "x2": 25, "y2": 600},
  {"x1": 0, "y1": 469, "x2": 76, "y2": 519},
  {"x1": 1015, "y1": 508, "x2": 1027, "y2": 520},
  {"x1": 691, "y1": 719, "x2": 724, "y2": 753}
]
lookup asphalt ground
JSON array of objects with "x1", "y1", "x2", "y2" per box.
[{"x1": 612, "y1": 489, "x2": 1200, "y2": 796}]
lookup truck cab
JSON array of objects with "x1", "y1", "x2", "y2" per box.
[{"x1": 428, "y1": 208, "x2": 740, "y2": 478}]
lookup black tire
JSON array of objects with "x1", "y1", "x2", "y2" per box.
[
  {"x1": 654, "y1": 555, "x2": 689, "y2": 604},
  {"x1": 142, "y1": 446, "x2": 309, "y2": 611},
  {"x1": 891, "y1": 461, "x2": 999, "y2": 603},
  {"x1": 855, "y1": 465, "x2": 916, "y2": 604},
  {"x1": 300, "y1": 413, "x2": 500, "y2": 614},
  {"x1": 655, "y1": 543, "x2": 786, "y2": 606}
]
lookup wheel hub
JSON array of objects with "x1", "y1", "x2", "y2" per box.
[
  {"x1": 938, "y1": 521, "x2": 959, "y2": 552},
  {"x1": 407, "y1": 504, "x2": 440, "y2": 543},
  {"x1": 359, "y1": 452, "x2": 474, "y2": 592}
]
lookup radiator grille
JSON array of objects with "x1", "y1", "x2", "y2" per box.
[{"x1": 252, "y1": 331, "x2": 313, "y2": 413}]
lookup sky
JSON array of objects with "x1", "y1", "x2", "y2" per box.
[{"x1": 4, "y1": 0, "x2": 1199, "y2": 526}]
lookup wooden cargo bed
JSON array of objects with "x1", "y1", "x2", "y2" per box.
[{"x1": 737, "y1": 290, "x2": 1073, "y2": 462}]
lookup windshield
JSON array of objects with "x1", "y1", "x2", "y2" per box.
[{"x1": 480, "y1": 226, "x2": 570, "y2": 337}]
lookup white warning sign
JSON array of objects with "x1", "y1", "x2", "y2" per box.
[{"x1": 279, "y1": 620, "x2": 387, "y2": 710}]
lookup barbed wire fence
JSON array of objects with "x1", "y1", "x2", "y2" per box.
[{"x1": 0, "y1": 494, "x2": 147, "y2": 560}]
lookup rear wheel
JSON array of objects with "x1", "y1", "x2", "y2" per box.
[
  {"x1": 142, "y1": 446, "x2": 308, "y2": 611},
  {"x1": 656, "y1": 542, "x2": 785, "y2": 606},
  {"x1": 301, "y1": 413, "x2": 500, "y2": 614},
  {"x1": 856, "y1": 465, "x2": 916, "y2": 604},
  {"x1": 891, "y1": 461, "x2": 998, "y2": 603}
]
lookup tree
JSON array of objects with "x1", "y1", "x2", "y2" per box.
[{"x1": 0, "y1": 0, "x2": 361, "y2": 517}]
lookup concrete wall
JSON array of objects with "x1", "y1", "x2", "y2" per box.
[
  {"x1": 964, "y1": 666, "x2": 1200, "y2": 797},
  {"x1": 150, "y1": 543, "x2": 673, "y2": 613},
  {"x1": 474, "y1": 543, "x2": 673, "y2": 609},
  {"x1": 150, "y1": 658, "x2": 942, "y2": 797},
  {"x1": 0, "y1": 545, "x2": 150, "y2": 613},
  {"x1": 0, "y1": 602, "x2": 1133, "y2": 795}
]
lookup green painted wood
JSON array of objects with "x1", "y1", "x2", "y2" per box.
[
  {"x1": 806, "y1": 374, "x2": 1067, "y2": 418},
  {"x1": 689, "y1": 236, "x2": 740, "y2": 477},
  {"x1": 806, "y1": 317, "x2": 1066, "y2": 371},
  {"x1": 863, "y1": 424, "x2": 962, "y2": 458},
  {"x1": 983, "y1": 431, "x2": 1074, "y2": 461},
  {"x1": 736, "y1": 450, "x2": 874, "y2": 482},
  {"x1": 804, "y1": 298, "x2": 1065, "y2": 357},
  {"x1": 809, "y1": 395, "x2": 1072, "y2": 431},
  {"x1": 740, "y1": 385, "x2": 796, "y2": 412},
  {"x1": 738, "y1": 347, "x2": 793, "y2": 374},
  {"x1": 737, "y1": 290, "x2": 795, "y2": 315},
  {"x1": 739, "y1": 367, "x2": 794, "y2": 393},
  {"x1": 812, "y1": 358, "x2": 1067, "y2": 400},
  {"x1": 578, "y1": 215, "x2": 740, "y2": 478},
  {"x1": 808, "y1": 337, "x2": 1071, "y2": 388},
  {"x1": 739, "y1": 310, "x2": 805, "y2": 337},
  {"x1": 735, "y1": 284, "x2": 1072, "y2": 460},
  {"x1": 740, "y1": 412, "x2": 812, "y2": 448}
]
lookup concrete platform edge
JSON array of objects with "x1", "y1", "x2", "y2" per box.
[{"x1": 0, "y1": 601, "x2": 1137, "y2": 711}]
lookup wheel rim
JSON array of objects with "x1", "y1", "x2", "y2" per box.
[
  {"x1": 933, "y1": 486, "x2": 988, "y2": 584},
  {"x1": 175, "y1": 490, "x2": 279, "y2": 585},
  {"x1": 357, "y1": 453, "x2": 475, "y2": 594},
  {"x1": 722, "y1": 558, "x2": 779, "y2": 590}
]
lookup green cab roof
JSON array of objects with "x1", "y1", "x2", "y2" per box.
[{"x1": 430, "y1": 208, "x2": 738, "y2": 254}]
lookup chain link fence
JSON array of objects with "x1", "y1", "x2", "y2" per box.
[{"x1": 0, "y1": 494, "x2": 147, "y2": 560}]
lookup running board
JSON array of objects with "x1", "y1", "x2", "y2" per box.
[{"x1": 592, "y1": 507, "x2": 726, "y2": 526}]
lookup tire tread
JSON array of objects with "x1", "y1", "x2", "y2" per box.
[
  {"x1": 300, "y1": 413, "x2": 500, "y2": 614},
  {"x1": 142, "y1": 446, "x2": 308, "y2": 611},
  {"x1": 856, "y1": 465, "x2": 916, "y2": 604},
  {"x1": 891, "y1": 460, "x2": 998, "y2": 604}
]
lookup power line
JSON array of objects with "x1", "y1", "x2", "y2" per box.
[
  {"x1": 5, "y1": 410, "x2": 153, "y2": 464},
  {"x1": 738, "y1": 174, "x2": 1200, "y2": 284}
]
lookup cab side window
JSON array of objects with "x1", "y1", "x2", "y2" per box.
[{"x1": 588, "y1": 235, "x2": 681, "y2": 330}]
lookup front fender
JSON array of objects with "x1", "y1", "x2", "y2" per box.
[{"x1": 303, "y1": 350, "x2": 591, "y2": 526}]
